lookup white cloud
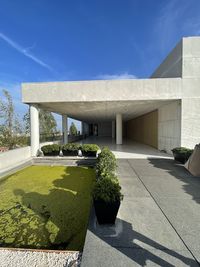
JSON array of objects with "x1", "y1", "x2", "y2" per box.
[
  {"x1": 0, "y1": 32, "x2": 53, "y2": 71},
  {"x1": 96, "y1": 72, "x2": 137, "y2": 80}
]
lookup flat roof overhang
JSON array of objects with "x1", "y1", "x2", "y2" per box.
[{"x1": 22, "y1": 78, "x2": 182, "y2": 122}]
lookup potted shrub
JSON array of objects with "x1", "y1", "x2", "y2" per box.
[
  {"x1": 93, "y1": 177, "x2": 123, "y2": 224},
  {"x1": 96, "y1": 147, "x2": 117, "y2": 178},
  {"x1": 172, "y1": 147, "x2": 193, "y2": 164},
  {"x1": 81, "y1": 144, "x2": 100, "y2": 157},
  {"x1": 62, "y1": 143, "x2": 79, "y2": 156},
  {"x1": 41, "y1": 144, "x2": 60, "y2": 156}
]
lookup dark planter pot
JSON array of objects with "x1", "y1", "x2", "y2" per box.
[
  {"x1": 43, "y1": 151, "x2": 60, "y2": 156},
  {"x1": 82, "y1": 151, "x2": 97, "y2": 157},
  {"x1": 62, "y1": 150, "x2": 78, "y2": 156},
  {"x1": 173, "y1": 152, "x2": 187, "y2": 164},
  {"x1": 94, "y1": 199, "x2": 120, "y2": 224}
]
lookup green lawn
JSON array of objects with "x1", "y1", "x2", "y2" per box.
[{"x1": 0, "y1": 165, "x2": 95, "y2": 251}]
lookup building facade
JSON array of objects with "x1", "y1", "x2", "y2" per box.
[{"x1": 22, "y1": 37, "x2": 200, "y2": 156}]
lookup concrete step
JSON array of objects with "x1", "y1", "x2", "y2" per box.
[{"x1": 33, "y1": 157, "x2": 96, "y2": 167}]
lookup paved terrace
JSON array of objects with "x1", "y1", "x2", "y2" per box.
[
  {"x1": 79, "y1": 137, "x2": 172, "y2": 159},
  {"x1": 81, "y1": 158, "x2": 200, "y2": 267}
]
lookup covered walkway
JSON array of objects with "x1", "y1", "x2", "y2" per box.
[
  {"x1": 79, "y1": 136, "x2": 172, "y2": 159},
  {"x1": 81, "y1": 158, "x2": 200, "y2": 267}
]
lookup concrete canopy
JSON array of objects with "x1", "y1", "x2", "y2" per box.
[{"x1": 22, "y1": 78, "x2": 181, "y2": 122}]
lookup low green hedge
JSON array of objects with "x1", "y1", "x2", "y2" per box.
[
  {"x1": 41, "y1": 144, "x2": 60, "y2": 156},
  {"x1": 96, "y1": 147, "x2": 117, "y2": 178},
  {"x1": 81, "y1": 144, "x2": 100, "y2": 152},
  {"x1": 62, "y1": 143, "x2": 80, "y2": 151}
]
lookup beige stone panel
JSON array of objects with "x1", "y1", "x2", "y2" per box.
[{"x1": 126, "y1": 110, "x2": 158, "y2": 148}]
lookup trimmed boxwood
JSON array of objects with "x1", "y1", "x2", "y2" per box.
[
  {"x1": 93, "y1": 177, "x2": 123, "y2": 203},
  {"x1": 62, "y1": 143, "x2": 80, "y2": 156},
  {"x1": 41, "y1": 144, "x2": 60, "y2": 156},
  {"x1": 93, "y1": 177, "x2": 123, "y2": 224},
  {"x1": 172, "y1": 147, "x2": 193, "y2": 164},
  {"x1": 81, "y1": 144, "x2": 100, "y2": 157},
  {"x1": 96, "y1": 147, "x2": 117, "y2": 178}
]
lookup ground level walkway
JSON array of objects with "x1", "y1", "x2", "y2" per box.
[
  {"x1": 80, "y1": 137, "x2": 172, "y2": 159},
  {"x1": 81, "y1": 158, "x2": 200, "y2": 267}
]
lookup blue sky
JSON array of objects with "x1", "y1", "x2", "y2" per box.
[{"x1": 0, "y1": 0, "x2": 200, "y2": 130}]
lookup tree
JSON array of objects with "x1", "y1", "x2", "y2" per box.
[
  {"x1": 23, "y1": 109, "x2": 57, "y2": 135},
  {"x1": 0, "y1": 89, "x2": 22, "y2": 148},
  {"x1": 39, "y1": 110, "x2": 57, "y2": 135},
  {"x1": 69, "y1": 122, "x2": 78, "y2": 136}
]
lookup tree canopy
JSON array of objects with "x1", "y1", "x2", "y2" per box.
[
  {"x1": 69, "y1": 122, "x2": 78, "y2": 136},
  {"x1": 23, "y1": 109, "x2": 57, "y2": 135},
  {"x1": 0, "y1": 89, "x2": 23, "y2": 148}
]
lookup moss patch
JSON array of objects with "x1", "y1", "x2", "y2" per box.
[{"x1": 0, "y1": 165, "x2": 95, "y2": 251}]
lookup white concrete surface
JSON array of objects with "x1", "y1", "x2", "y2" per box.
[
  {"x1": 181, "y1": 98, "x2": 200, "y2": 149},
  {"x1": 79, "y1": 137, "x2": 172, "y2": 159},
  {"x1": 151, "y1": 39, "x2": 182, "y2": 78},
  {"x1": 116, "y1": 114, "x2": 122, "y2": 145},
  {"x1": 158, "y1": 101, "x2": 181, "y2": 154},
  {"x1": 0, "y1": 146, "x2": 31, "y2": 175},
  {"x1": 62, "y1": 114, "x2": 68, "y2": 144},
  {"x1": 182, "y1": 37, "x2": 200, "y2": 78},
  {"x1": 30, "y1": 105, "x2": 39, "y2": 156}
]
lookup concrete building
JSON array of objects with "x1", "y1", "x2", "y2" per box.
[{"x1": 22, "y1": 37, "x2": 200, "y2": 156}]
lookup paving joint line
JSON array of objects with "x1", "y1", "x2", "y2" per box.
[{"x1": 126, "y1": 159, "x2": 200, "y2": 266}]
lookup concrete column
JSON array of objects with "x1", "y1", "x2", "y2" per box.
[
  {"x1": 62, "y1": 114, "x2": 68, "y2": 144},
  {"x1": 112, "y1": 120, "x2": 115, "y2": 139},
  {"x1": 30, "y1": 105, "x2": 39, "y2": 156},
  {"x1": 116, "y1": 113, "x2": 122, "y2": 145}
]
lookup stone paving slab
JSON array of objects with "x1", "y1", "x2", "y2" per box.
[
  {"x1": 116, "y1": 163, "x2": 137, "y2": 177},
  {"x1": 86, "y1": 201, "x2": 187, "y2": 251},
  {"x1": 139, "y1": 175, "x2": 200, "y2": 199},
  {"x1": 119, "y1": 177, "x2": 151, "y2": 198},
  {"x1": 81, "y1": 235, "x2": 198, "y2": 267},
  {"x1": 155, "y1": 198, "x2": 200, "y2": 261},
  {"x1": 81, "y1": 159, "x2": 200, "y2": 266}
]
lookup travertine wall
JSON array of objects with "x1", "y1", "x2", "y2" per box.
[
  {"x1": 158, "y1": 101, "x2": 181, "y2": 153},
  {"x1": 126, "y1": 110, "x2": 158, "y2": 148}
]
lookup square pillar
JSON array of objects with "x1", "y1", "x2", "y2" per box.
[
  {"x1": 30, "y1": 105, "x2": 39, "y2": 156},
  {"x1": 116, "y1": 113, "x2": 122, "y2": 145},
  {"x1": 62, "y1": 114, "x2": 68, "y2": 144}
]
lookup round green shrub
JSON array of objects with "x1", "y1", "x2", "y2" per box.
[
  {"x1": 62, "y1": 143, "x2": 80, "y2": 151},
  {"x1": 81, "y1": 144, "x2": 100, "y2": 152},
  {"x1": 93, "y1": 177, "x2": 123, "y2": 203},
  {"x1": 41, "y1": 144, "x2": 60, "y2": 155},
  {"x1": 96, "y1": 147, "x2": 117, "y2": 178}
]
